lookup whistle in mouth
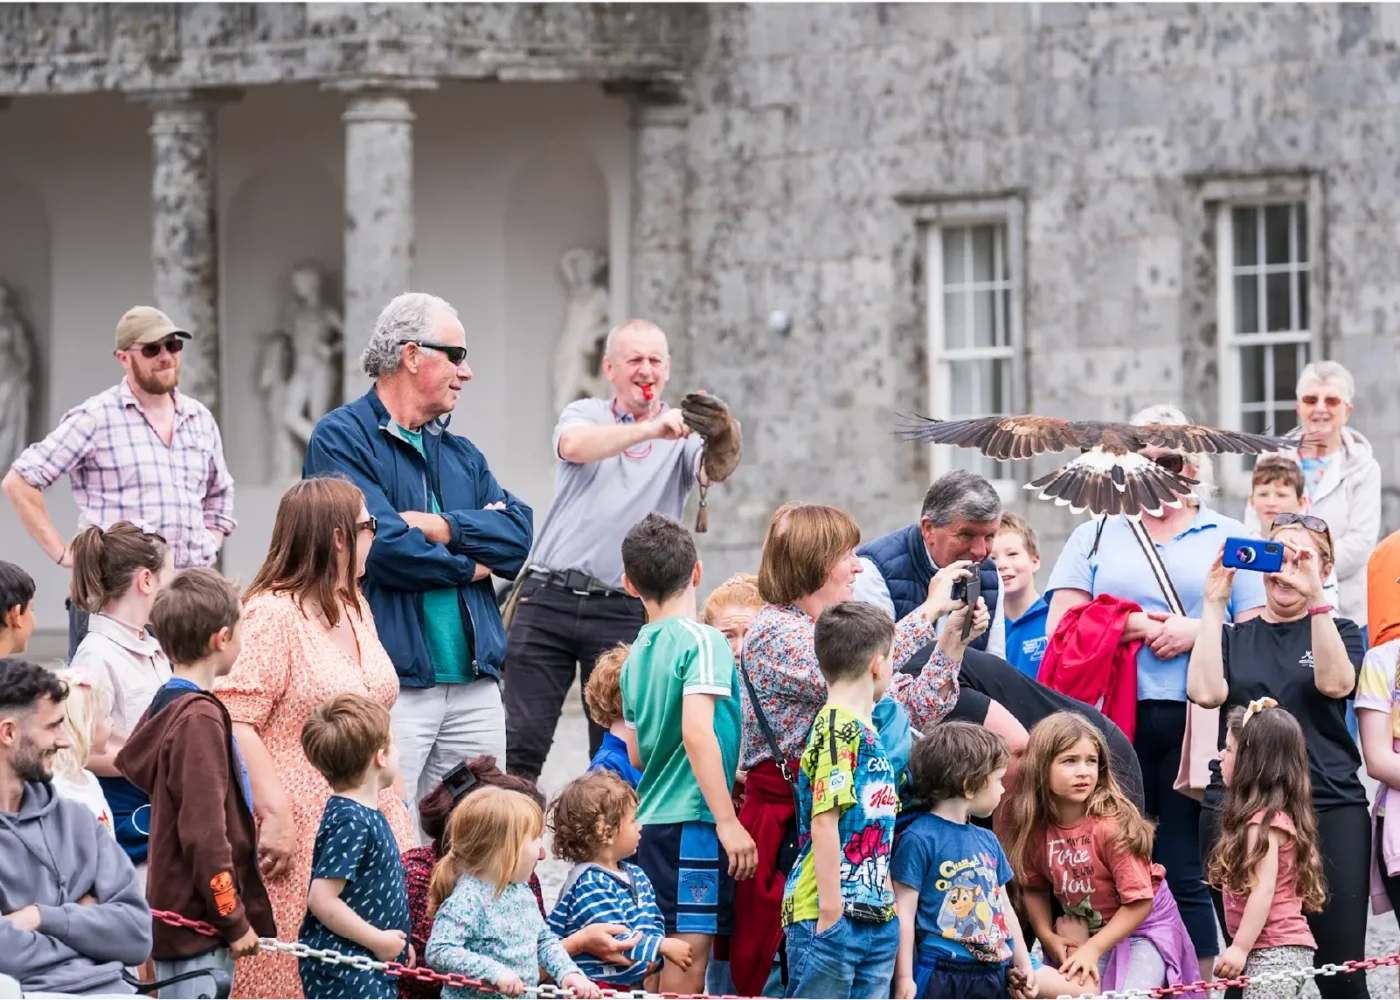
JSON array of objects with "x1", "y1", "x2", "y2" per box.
[{"x1": 641, "y1": 384, "x2": 655, "y2": 402}]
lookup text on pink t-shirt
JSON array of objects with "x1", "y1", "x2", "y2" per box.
[{"x1": 1022, "y1": 816, "x2": 1161, "y2": 933}]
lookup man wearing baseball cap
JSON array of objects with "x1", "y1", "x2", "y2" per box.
[{"x1": 2, "y1": 306, "x2": 235, "y2": 655}]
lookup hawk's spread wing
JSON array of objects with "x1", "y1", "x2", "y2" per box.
[
  {"x1": 896, "y1": 414, "x2": 1082, "y2": 459},
  {"x1": 1129, "y1": 423, "x2": 1296, "y2": 455},
  {"x1": 1028, "y1": 450, "x2": 1198, "y2": 519}
]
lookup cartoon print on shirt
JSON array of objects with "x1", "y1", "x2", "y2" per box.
[{"x1": 933, "y1": 855, "x2": 1011, "y2": 961}]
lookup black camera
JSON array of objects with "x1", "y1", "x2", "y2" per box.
[{"x1": 950, "y1": 562, "x2": 982, "y2": 640}]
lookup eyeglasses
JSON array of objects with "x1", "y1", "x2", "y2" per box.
[
  {"x1": 1152, "y1": 453, "x2": 1186, "y2": 475},
  {"x1": 356, "y1": 516, "x2": 378, "y2": 537},
  {"x1": 399, "y1": 340, "x2": 468, "y2": 365},
  {"x1": 1272, "y1": 511, "x2": 1330, "y2": 534},
  {"x1": 138, "y1": 337, "x2": 185, "y2": 359},
  {"x1": 1300, "y1": 394, "x2": 1345, "y2": 409}
]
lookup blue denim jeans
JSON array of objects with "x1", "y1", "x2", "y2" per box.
[{"x1": 783, "y1": 917, "x2": 900, "y2": 999}]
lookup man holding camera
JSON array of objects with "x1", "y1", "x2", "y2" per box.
[{"x1": 854, "y1": 469, "x2": 1006, "y2": 656}]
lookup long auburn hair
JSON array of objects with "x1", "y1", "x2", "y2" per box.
[
  {"x1": 1206, "y1": 706, "x2": 1326, "y2": 910},
  {"x1": 1004, "y1": 712, "x2": 1155, "y2": 883},
  {"x1": 245, "y1": 477, "x2": 365, "y2": 628},
  {"x1": 428, "y1": 786, "x2": 543, "y2": 912}
]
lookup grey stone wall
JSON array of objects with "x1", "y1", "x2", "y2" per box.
[
  {"x1": 0, "y1": 3, "x2": 695, "y2": 94},
  {"x1": 680, "y1": 2, "x2": 1400, "y2": 580}
]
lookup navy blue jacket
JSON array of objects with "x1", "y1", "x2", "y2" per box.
[
  {"x1": 858, "y1": 523, "x2": 998, "y2": 653},
  {"x1": 303, "y1": 389, "x2": 533, "y2": 688}
]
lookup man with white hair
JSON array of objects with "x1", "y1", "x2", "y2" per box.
[
  {"x1": 303, "y1": 293, "x2": 533, "y2": 820},
  {"x1": 503, "y1": 318, "x2": 741, "y2": 781}
]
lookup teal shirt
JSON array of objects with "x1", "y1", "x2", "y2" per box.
[{"x1": 395, "y1": 425, "x2": 474, "y2": 684}]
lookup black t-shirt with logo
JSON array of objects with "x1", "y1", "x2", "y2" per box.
[{"x1": 1202, "y1": 615, "x2": 1367, "y2": 813}]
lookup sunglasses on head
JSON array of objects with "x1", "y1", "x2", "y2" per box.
[
  {"x1": 1152, "y1": 453, "x2": 1187, "y2": 475},
  {"x1": 1272, "y1": 511, "x2": 1330, "y2": 534},
  {"x1": 441, "y1": 760, "x2": 479, "y2": 803},
  {"x1": 399, "y1": 339, "x2": 468, "y2": 365},
  {"x1": 356, "y1": 515, "x2": 378, "y2": 537},
  {"x1": 1300, "y1": 394, "x2": 1345, "y2": 409},
  {"x1": 138, "y1": 337, "x2": 185, "y2": 359}
]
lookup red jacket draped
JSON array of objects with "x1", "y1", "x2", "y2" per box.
[{"x1": 1038, "y1": 594, "x2": 1143, "y2": 742}]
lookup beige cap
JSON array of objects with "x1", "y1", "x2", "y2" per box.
[{"x1": 115, "y1": 307, "x2": 191, "y2": 351}]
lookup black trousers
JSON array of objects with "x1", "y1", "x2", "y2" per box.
[
  {"x1": 502, "y1": 575, "x2": 646, "y2": 781},
  {"x1": 66, "y1": 599, "x2": 90, "y2": 659},
  {"x1": 1135, "y1": 700, "x2": 1217, "y2": 958},
  {"x1": 1202, "y1": 802, "x2": 1371, "y2": 999}
]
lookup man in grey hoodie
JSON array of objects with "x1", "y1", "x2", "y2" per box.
[{"x1": 0, "y1": 657, "x2": 152, "y2": 995}]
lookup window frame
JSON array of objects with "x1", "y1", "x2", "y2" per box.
[
  {"x1": 1207, "y1": 177, "x2": 1323, "y2": 491},
  {"x1": 921, "y1": 198, "x2": 1026, "y2": 500}
]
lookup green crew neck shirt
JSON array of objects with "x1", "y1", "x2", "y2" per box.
[
  {"x1": 395, "y1": 424, "x2": 474, "y2": 684},
  {"x1": 620, "y1": 617, "x2": 740, "y2": 825}
]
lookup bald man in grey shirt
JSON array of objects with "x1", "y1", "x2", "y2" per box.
[{"x1": 503, "y1": 319, "x2": 738, "y2": 779}]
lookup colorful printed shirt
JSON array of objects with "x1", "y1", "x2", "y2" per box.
[
  {"x1": 621, "y1": 617, "x2": 740, "y2": 825},
  {"x1": 781, "y1": 704, "x2": 898, "y2": 927},
  {"x1": 11, "y1": 380, "x2": 235, "y2": 568},
  {"x1": 890, "y1": 813, "x2": 1014, "y2": 963},
  {"x1": 739, "y1": 602, "x2": 959, "y2": 769},
  {"x1": 426, "y1": 873, "x2": 582, "y2": 1000},
  {"x1": 1021, "y1": 817, "x2": 1160, "y2": 932},
  {"x1": 548, "y1": 862, "x2": 665, "y2": 985}
]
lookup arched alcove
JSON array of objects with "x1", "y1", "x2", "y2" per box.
[
  {"x1": 502, "y1": 144, "x2": 610, "y2": 516},
  {"x1": 0, "y1": 177, "x2": 52, "y2": 445}
]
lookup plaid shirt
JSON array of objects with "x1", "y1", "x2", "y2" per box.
[{"x1": 11, "y1": 379, "x2": 235, "y2": 568}]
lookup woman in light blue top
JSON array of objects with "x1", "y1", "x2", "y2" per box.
[{"x1": 1043, "y1": 403, "x2": 1266, "y2": 976}]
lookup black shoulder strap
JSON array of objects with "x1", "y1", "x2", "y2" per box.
[
  {"x1": 1128, "y1": 518, "x2": 1186, "y2": 615},
  {"x1": 737, "y1": 654, "x2": 798, "y2": 787}
]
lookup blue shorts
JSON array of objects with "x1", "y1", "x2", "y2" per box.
[
  {"x1": 914, "y1": 956, "x2": 1008, "y2": 999},
  {"x1": 636, "y1": 821, "x2": 734, "y2": 936}
]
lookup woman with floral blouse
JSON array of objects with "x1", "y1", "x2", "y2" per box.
[{"x1": 727, "y1": 501, "x2": 979, "y2": 996}]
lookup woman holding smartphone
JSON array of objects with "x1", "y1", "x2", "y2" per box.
[{"x1": 1188, "y1": 513, "x2": 1369, "y2": 999}]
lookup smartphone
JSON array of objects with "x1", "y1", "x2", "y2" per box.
[
  {"x1": 1221, "y1": 537, "x2": 1284, "y2": 573},
  {"x1": 950, "y1": 563, "x2": 982, "y2": 639}
]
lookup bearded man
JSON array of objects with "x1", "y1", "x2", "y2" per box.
[{"x1": 3, "y1": 307, "x2": 235, "y2": 654}]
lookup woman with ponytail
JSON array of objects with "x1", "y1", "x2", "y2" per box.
[{"x1": 67, "y1": 520, "x2": 173, "y2": 878}]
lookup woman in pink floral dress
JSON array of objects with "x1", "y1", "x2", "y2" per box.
[{"x1": 216, "y1": 477, "x2": 414, "y2": 999}]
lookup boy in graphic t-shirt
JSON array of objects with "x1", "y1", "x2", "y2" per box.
[
  {"x1": 781, "y1": 602, "x2": 905, "y2": 1000},
  {"x1": 618, "y1": 513, "x2": 756, "y2": 995}
]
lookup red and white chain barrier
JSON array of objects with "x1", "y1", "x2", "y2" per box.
[{"x1": 150, "y1": 909, "x2": 747, "y2": 998}]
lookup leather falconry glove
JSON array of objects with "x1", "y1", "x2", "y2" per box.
[{"x1": 680, "y1": 391, "x2": 742, "y2": 533}]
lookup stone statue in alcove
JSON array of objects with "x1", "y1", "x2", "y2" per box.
[
  {"x1": 0, "y1": 281, "x2": 35, "y2": 470},
  {"x1": 552, "y1": 248, "x2": 610, "y2": 415}
]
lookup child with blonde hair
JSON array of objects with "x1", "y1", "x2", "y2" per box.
[
  {"x1": 427, "y1": 787, "x2": 600, "y2": 999},
  {"x1": 50, "y1": 669, "x2": 115, "y2": 836}
]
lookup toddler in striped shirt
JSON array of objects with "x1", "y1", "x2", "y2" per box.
[{"x1": 547, "y1": 772, "x2": 693, "y2": 990}]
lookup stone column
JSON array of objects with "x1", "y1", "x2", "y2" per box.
[
  {"x1": 331, "y1": 80, "x2": 435, "y2": 401},
  {"x1": 627, "y1": 85, "x2": 692, "y2": 378},
  {"x1": 141, "y1": 90, "x2": 231, "y2": 415}
]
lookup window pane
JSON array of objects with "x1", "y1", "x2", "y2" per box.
[
  {"x1": 999, "y1": 288, "x2": 1013, "y2": 347},
  {"x1": 1266, "y1": 272, "x2": 1292, "y2": 331},
  {"x1": 970, "y1": 226, "x2": 995, "y2": 282},
  {"x1": 1273, "y1": 407, "x2": 1299, "y2": 435},
  {"x1": 949, "y1": 360, "x2": 978, "y2": 416},
  {"x1": 1297, "y1": 205, "x2": 1309, "y2": 263},
  {"x1": 1265, "y1": 204, "x2": 1292, "y2": 265},
  {"x1": 1233, "y1": 207, "x2": 1258, "y2": 266},
  {"x1": 1240, "y1": 345, "x2": 1266, "y2": 404},
  {"x1": 972, "y1": 289, "x2": 997, "y2": 348},
  {"x1": 1242, "y1": 409, "x2": 1267, "y2": 435},
  {"x1": 943, "y1": 292, "x2": 967, "y2": 350},
  {"x1": 1272, "y1": 343, "x2": 1301, "y2": 403},
  {"x1": 1298, "y1": 272, "x2": 1310, "y2": 330},
  {"x1": 942, "y1": 229, "x2": 966, "y2": 284},
  {"x1": 1235, "y1": 274, "x2": 1259, "y2": 333},
  {"x1": 985, "y1": 358, "x2": 1010, "y2": 415}
]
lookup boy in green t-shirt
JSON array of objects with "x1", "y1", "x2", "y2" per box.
[{"x1": 618, "y1": 513, "x2": 756, "y2": 995}]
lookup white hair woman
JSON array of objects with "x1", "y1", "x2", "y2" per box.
[
  {"x1": 1244, "y1": 359, "x2": 1382, "y2": 637},
  {"x1": 1043, "y1": 402, "x2": 1268, "y2": 977}
]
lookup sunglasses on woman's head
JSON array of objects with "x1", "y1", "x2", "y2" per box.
[
  {"x1": 1300, "y1": 394, "x2": 1344, "y2": 409},
  {"x1": 1152, "y1": 453, "x2": 1186, "y2": 475},
  {"x1": 138, "y1": 337, "x2": 185, "y2": 359},
  {"x1": 1272, "y1": 511, "x2": 1329, "y2": 534},
  {"x1": 399, "y1": 339, "x2": 468, "y2": 365}
]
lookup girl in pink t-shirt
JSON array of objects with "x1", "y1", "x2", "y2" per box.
[
  {"x1": 1006, "y1": 713, "x2": 1197, "y2": 995},
  {"x1": 1207, "y1": 701, "x2": 1325, "y2": 998}
]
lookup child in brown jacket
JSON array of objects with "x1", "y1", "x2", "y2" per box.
[{"x1": 118, "y1": 569, "x2": 275, "y2": 997}]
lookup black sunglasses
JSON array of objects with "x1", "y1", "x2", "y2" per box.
[
  {"x1": 400, "y1": 339, "x2": 468, "y2": 365},
  {"x1": 1153, "y1": 453, "x2": 1186, "y2": 475},
  {"x1": 356, "y1": 515, "x2": 378, "y2": 537},
  {"x1": 1272, "y1": 511, "x2": 1330, "y2": 534},
  {"x1": 138, "y1": 337, "x2": 185, "y2": 359}
]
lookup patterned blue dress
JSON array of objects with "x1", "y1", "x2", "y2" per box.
[{"x1": 298, "y1": 796, "x2": 410, "y2": 998}]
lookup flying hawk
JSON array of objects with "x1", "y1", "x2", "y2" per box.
[{"x1": 899, "y1": 414, "x2": 1294, "y2": 518}]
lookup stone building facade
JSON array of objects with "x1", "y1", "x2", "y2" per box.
[{"x1": 2, "y1": 3, "x2": 1399, "y2": 630}]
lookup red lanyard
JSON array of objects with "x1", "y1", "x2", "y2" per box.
[{"x1": 613, "y1": 398, "x2": 654, "y2": 460}]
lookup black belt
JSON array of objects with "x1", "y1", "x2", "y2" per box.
[{"x1": 529, "y1": 567, "x2": 629, "y2": 598}]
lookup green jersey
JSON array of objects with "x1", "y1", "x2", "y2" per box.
[{"x1": 620, "y1": 617, "x2": 740, "y2": 825}]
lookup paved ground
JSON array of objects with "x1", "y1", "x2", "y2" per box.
[{"x1": 533, "y1": 683, "x2": 1400, "y2": 997}]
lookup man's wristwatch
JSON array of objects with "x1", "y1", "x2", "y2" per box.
[{"x1": 1306, "y1": 604, "x2": 1333, "y2": 616}]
